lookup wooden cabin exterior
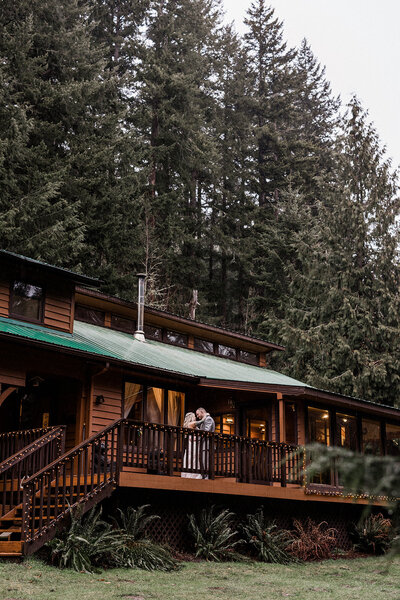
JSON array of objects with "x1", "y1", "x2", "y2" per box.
[{"x1": 0, "y1": 249, "x2": 399, "y2": 557}]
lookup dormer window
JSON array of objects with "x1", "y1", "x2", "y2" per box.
[{"x1": 10, "y1": 281, "x2": 44, "y2": 323}]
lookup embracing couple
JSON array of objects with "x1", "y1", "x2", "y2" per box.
[{"x1": 181, "y1": 407, "x2": 215, "y2": 479}]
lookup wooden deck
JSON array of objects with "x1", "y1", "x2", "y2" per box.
[{"x1": 119, "y1": 468, "x2": 384, "y2": 505}]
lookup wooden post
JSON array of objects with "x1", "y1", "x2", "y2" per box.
[{"x1": 278, "y1": 393, "x2": 285, "y2": 443}]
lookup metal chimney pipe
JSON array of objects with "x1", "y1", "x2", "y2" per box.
[{"x1": 134, "y1": 273, "x2": 146, "y2": 342}]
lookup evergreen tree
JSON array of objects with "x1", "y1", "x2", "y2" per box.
[
  {"x1": 136, "y1": 0, "x2": 223, "y2": 311},
  {"x1": 264, "y1": 99, "x2": 400, "y2": 407}
]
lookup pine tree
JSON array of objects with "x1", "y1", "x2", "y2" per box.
[
  {"x1": 264, "y1": 99, "x2": 400, "y2": 407},
  {"x1": 135, "y1": 0, "x2": 223, "y2": 311}
]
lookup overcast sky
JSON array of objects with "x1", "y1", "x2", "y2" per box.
[{"x1": 223, "y1": 0, "x2": 400, "y2": 170}]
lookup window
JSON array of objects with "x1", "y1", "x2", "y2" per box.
[
  {"x1": 10, "y1": 281, "x2": 43, "y2": 322},
  {"x1": 111, "y1": 314, "x2": 135, "y2": 334},
  {"x1": 308, "y1": 407, "x2": 330, "y2": 445},
  {"x1": 285, "y1": 402, "x2": 297, "y2": 444},
  {"x1": 124, "y1": 383, "x2": 144, "y2": 420},
  {"x1": 307, "y1": 407, "x2": 330, "y2": 484},
  {"x1": 75, "y1": 305, "x2": 105, "y2": 326},
  {"x1": 217, "y1": 344, "x2": 236, "y2": 359},
  {"x1": 221, "y1": 413, "x2": 235, "y2": 435},
  {"x1": 146, "y1": 387, "x2": 164, "y2": 423},
  {"x1": 386, "y1": 423, "x2": 400, "y2": 456},
  {"x1": 165, "y1": 330, "x2": 187, "y2": 347},
  {"x1": 245, "y1": 408, "x2": 268, "y2": 441},
  {"x1": 362, "y1": 419, "x2": 382, "y2": 455},
  {"x1": 194, "y1": 338, "x2": 214, "y2": 353},
  {"x1": 167, "y1": 390, "x2": 185, "y2": 426},
  {"x1": 335, "y1": 413, "x2": 358, "y2": 450},
  {"x1": 239, "y1": 350, "x2": 258, "y2": 366},
  {"x1": 144, "y1": 324, "x2": 162, "y2": 340}
]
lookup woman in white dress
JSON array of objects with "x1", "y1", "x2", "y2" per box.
[{"x1": 181, "y1": 412, "x2": 204, "y2": 479}]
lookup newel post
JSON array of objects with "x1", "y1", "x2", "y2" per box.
[{"x1": 116, "y1": 420, "x2": 125, "y2": 483}]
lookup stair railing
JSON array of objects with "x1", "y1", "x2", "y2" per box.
[
  {"x1": 21, "y1": 419, "x2": 123, "y2": 552},
  {"x1": 0, "y1": 427, "x2": 52, "y2": 463},
  {"x1": 0, "y1": 426, "x2": 66, "y2": 517}
]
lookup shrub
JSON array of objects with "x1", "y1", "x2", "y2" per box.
[
  {"x1": 286, "y1": 518, "x2": 338, "y2": 561},
  {"x1": 188, "y1": 506, "x2": 244, "y2": 561},
  {"x1": 350, "y1": 513, "x2": 394, "y2": 555},
  {"x1": 47, "y1": 504, "x2": 179, "y2": 573},
  {"x1": 241, "y1": 508, "x2": 294, "y2": 564},
  {"x1": 112, "y1": 505, "x2": 179, "y2": 571},
  {"x1": 47, "y1": 506, "x2": 120, "y2": 573}
]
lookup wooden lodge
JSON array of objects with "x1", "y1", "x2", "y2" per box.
[{"x1": 0, "y1": 249, "x2": 399, "y2": 557}]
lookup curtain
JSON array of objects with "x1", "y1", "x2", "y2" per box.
[
  {"x1": 124, "y1": 383, "x2": 143, "y2": 419},
  {"x1": 147, "y1": 387, "x2": 164, "y2": 423},
  {"x1": 168, "y1": 391, "x2": 185, "y2": 426}
]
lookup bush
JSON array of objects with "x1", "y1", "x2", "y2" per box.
[
  {"x1": 47, "y1": 504, "x2": 179, "y2": 573},
  {"x1": 47, "y1": 506, "x2": 120, "y2": 573},
  {"x1": 241, "y1": 508, "x2": 294, "y2": 564},
  {"x1": 112, "y1": 505, "x2": 179, "y2": 571},
  {"x1": 286, "y1": 518, "x2": 338, "y2": 561},
  {"x1": 188, "y1": 506, "x2": 244, "y2": 561},
  {"x1": 350, "y1": 513, "x2": 394, "y2": 555}
]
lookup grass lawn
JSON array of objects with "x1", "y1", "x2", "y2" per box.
[{"x1": 0, "y1": 557, "x2": 399, "y2": 600}]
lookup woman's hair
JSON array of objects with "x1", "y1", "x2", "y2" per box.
[{"x1": 183, "y1": 412, "x2": 196, "y2": 427}]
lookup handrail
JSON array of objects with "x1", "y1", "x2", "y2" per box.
[
  {"x1": 0, "y1": 426, "x2": 66, "y2": 517},
  {"x1": 21, "y1": 419, "x2": 123, "y2": 546},
  {"x1": 0, "y1": 427, "x2": 52, "y2": 462},
  {"x1": 0, "y1": 426, "x2": 65, "y2": 475},
  {"x1": 122, "y1": 420, "x2": 302, "y2": 485},
  {"x1": 22, "y1": 419, "x2": 123, "y2": 485}
]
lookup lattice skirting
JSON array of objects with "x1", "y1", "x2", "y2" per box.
[{"x1": 105, "y1": 488, "x2": 373, "y2": 551}]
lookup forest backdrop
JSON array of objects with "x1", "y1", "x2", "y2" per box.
[{"x1": 1, "y1": 0, "x2": 399, "y2": 407}]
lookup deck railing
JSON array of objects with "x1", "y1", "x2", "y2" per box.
[
  {"x1": 21, "y1": 419, "x2": 122, "y2": 551},
  {"x1": 0, "y1": 427, "x2": 51, "y2": 463},
  {"x1": 122, "y1": 421, "x2": 301, "y2": 486},
  {"x1": 0, "y1": 426, "x2": 65, "y2": 516}
]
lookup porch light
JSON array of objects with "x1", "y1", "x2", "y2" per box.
[{"x1": 95, "y1": 395, "x2": 105, "y2": 406}]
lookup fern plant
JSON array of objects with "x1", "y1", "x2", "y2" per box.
[
  {"x1": 112, "y1": 505, "x2": 179, "y2": 571},
  {"x1": 286, "y1": 518, "x2": 338, "y2": 561},
  {"x1": 188, "y1": 506, "x2": 244, "y2": 561},
  {"x1": 242, "y1": 509, "x2": 293, "y2": 564},
  {"x1": 350, "y1": 513, "x2": 394, "y2": 555},
  {"x1": 47, "y1": 506, "x2": 120, "y2": 573}
]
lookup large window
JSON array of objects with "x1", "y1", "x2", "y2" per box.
[
  {"x1": 335, "y1": 413, "x2": 358, "y2": 450},
  {"x1": 147, "y1": 387, "x2": 164, "y2": 423},
  {"x1": 124, "y1": 383, "x2": 144, "y2": 420},
  {"x1": 245, "y1": 408, "x2": 268, "y2": 441},
  {"x1": 10, "y1": 281, "x2": 43, "y2": 322},
  {"x1": 308, "y1": 407, "x2": 330, "y2": 445},
  {"x1": 167, "y1": 390, "x2": 185, "y2": 426},
  {"x1": 386, "y1": 423, "x2": 400, "y2": 456},
  {"x1": 362, "y1": 418, "x2": 382, "y2": 455},
  {"x1": 214, "y1": 413, "x2": 236, "y2": 435},
  {"x1": 124, "y1": 382, "x2": 185, "y2": 426}
]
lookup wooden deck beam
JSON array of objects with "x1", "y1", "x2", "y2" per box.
[{"x1": 119, "y1": 470, "x2": 384, "y2": 506}]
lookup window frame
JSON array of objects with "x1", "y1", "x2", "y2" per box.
[{"x1": 9, "y1": 280, "x2": 45, "y2": 325}]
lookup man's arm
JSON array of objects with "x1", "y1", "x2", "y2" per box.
[{"x1": 203, "y1": 415, "x2": 215, "y2": 432}]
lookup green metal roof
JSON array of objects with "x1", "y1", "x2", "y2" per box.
[
  {"x1": 0, "y1": 250, "x2": 100, "y2": 287},
  {"x1": 0, "y1": 317, "x2": 308, "y2": 387}
]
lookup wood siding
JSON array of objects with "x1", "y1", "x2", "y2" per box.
[
  {"x1": 92, "y1": 371, "x2": 123, "y2": 434},
  {"x1": 44, "y1": 286, "x2": 74, "y2": 333},
  {"x1": 0, "y1": 281, "x2": 9, "y2": 318}
]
